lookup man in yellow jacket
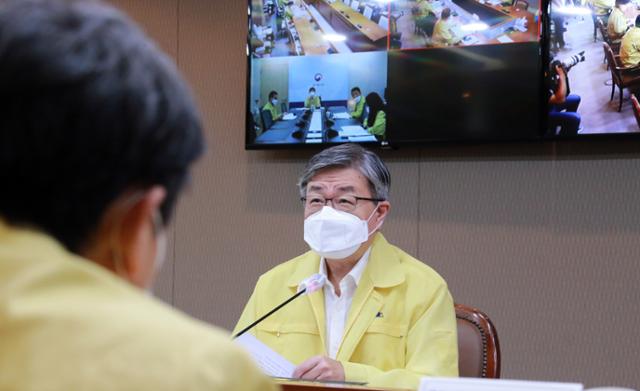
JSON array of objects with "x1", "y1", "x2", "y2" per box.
[
  {"x1": 620, "y1": 15, "x2": 640, "y2": 67},
  {"x1": 0, "y1": 1, "x2": 275, "y2": 390},
  {"x1": 433, "y1": 8, "x2": 461, "y2": 46},
  {"x1": 234, "y1": 144, "x2": 458, "y2": 390},
  {"x1": 607, "y1": 0, "x2": 632, "y2": 43}
]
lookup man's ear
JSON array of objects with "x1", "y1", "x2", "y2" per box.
[
  {"x1": 116, "y1": 186, "x2": 166, "y2": 288},
  {"x1": 374, "y1": 201, "x2": 390, "y2": 227},
  {"x1": 82, "y1": 186, "x2": 166, "y2": 289}
]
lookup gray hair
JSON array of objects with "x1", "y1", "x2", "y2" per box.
[{"x1": 297, "y1": 144, "x2": 391, "y2": 200}]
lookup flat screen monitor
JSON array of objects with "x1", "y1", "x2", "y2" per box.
[
  {"x1": 246, "y1": 0, "x2": 543, "y2": 149},
  {"x1": 545, "y1": 0, "x2": 640, "y2": 138}
]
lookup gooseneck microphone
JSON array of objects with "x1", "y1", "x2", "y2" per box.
[{"x1": 233, "y1": 274, "x2": 326, "y2": 339}]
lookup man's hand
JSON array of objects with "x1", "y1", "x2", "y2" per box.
[{"x1": 292, "y1": 356, "x2": 345, "y2": 381}]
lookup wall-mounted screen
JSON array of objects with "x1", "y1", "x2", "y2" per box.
[
  {"x1": 545, "y1": 0, "x2": 640, "y2": 137},
  {"x1": 246, "y1": 0, "x2": 543, "y2": 149}
]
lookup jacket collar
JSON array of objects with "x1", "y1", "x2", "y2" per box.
[{"x1": 286, "y1": 233, "x2": 405, "y2": 289}]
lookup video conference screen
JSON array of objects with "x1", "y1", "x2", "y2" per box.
[
  {"x1": 246, "y1": 0, "x2": 543, "y2": 148},
  {"x1": 546, "y1": 0, "x2": 640, "y2": 137}
]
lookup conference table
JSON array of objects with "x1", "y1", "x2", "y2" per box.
[
  {"x1": 255, "y1": 106, "x2": 378, "y2": 145},
  {"x1": 277, "y1": 379, "x2": 411, "y2": 391},
  {"x1": 306, "y1": 0, "x2": 389, "y2": 51},
  {"x1": 289, "y1": 3, "x2": 335, "y2": 55},
  {"x1": 410, "y1": 0, "x2": 538, "y2": 46}
]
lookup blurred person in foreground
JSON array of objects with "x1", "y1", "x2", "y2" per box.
[{"x1": 0, "y1": 1, "x2": 276, "y2": 390}]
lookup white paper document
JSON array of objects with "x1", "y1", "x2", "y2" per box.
[
  {"x1": 496, "y1": 35, "x2": 514, "y2": 43},
  {"x1": 235, "y1": 333, "x2": 295, "y2": 378},
  {"x1": 309, "y1": 111, "x2": 323, "y2": 131},
  {"x1": 348, "y1": 135, "x2": 377, "y2": 142},
  {"x1": 282, "y1": 113, "x2": 296, "y2": 121},
  {"x1": 339, "y1": 125, "x2": 369, "y2": 137},
  {"x1": 420, "y1": 377, "x2": 583, "y2": 391},
  {"x1": 332, "y1": 112, "x2": 352, "y2": 120}
]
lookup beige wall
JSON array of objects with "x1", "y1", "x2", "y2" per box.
[{"x1": 111, "y1": 1, "x2": 640, "y2": 388}]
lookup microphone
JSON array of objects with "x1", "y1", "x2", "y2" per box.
[{"x1": 233, "y1": 274, "x2": 326, "y2": 339}]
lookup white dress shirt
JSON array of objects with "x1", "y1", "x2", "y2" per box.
[{"x1": 320, "y1": 249, "x2": 371, "y2": 359}]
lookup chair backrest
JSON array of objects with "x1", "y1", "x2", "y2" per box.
[
  {"x1": 455, "y1": 304, "x2": 501, "y2": 378},
  {"x1": 603, "y1": 42, "x2": 621, "y2": 83},
  {"x1": 597, "y1": 18, "x2": 611, "y2": 44},
  {"x1": 378, "y1": 15, "x2": 389, "y2": 30},
  {"x1": 351, "y1": 0, "x2": 360, "y2": 11},
  {"x1": 260, "y1": 108, "x2": 274, "y2": 131},
  {"x1": 363, "y1": 6, "x2": 373, "y2": 19},
  {"x1": 631, "y1": 94, "x2": 640, "y2": 129}
]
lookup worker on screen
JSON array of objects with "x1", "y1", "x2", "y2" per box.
[
  {"x1": 234, "y1": 144, "x2": 459, "y2": 389},
  {"x1": 0, "y1": 1, "x2": 274, "y2": 390},
  {"x1": 349, "y1": 86, "x2": 366, "y2": 122},
  {"x1": 620, "y1": 15, "x2": 640, "y2": 67},
  {"x1": 607, "y1": 0, "x2": 632, "y2": 43},
  {"x1": 363, "y1": 92, "x2": 386, "y2": 140},
  {"x1": 264, "y1": 90, "x2": 284, "y2": 121},
  {"x1": 305, "y1": 87, "x2": 322, "y2": 109},
  {"x1": 433, "y1": 8, "x2": 462, "y2": 46}
]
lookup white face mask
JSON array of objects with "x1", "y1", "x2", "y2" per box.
[
  {"x1": 354, "y1": 95, "x2": 362, "y2": 104},
  {"x1": 272, "y1": 98, "x2": 279, "y2": 105},
  {"x1": 303, "y1": 205, "x2": 382, "y2": 260},
  {"x1": 310, "y1": 91, "x2": 315, "y2": 97}
]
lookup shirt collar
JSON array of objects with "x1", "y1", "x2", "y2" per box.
[{"x1": 319, "y1": 248, "x2": 372, "y2": 288}]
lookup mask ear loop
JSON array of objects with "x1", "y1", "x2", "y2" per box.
[{"x1": 365, "y1": 202, "x2": 385, "y2": 236}]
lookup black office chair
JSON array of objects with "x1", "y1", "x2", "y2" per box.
[{"x1": 260, "y1": 109, "x2": 274, "y2": 131}]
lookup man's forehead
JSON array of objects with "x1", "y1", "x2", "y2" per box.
[{"x1": 306, "y1": 167, "x2": 369, "y2": 192}]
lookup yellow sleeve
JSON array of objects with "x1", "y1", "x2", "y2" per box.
[
  {"x1": 609, "y1": 10, "x2": 627, "y2": 37},
  {"x1": 189, "y1": 338, "x2": 279, "y2": 391},
  {"x1": 341, "y1": 284, "x2": 458, "y2": 389},
  {"x1": 366, "y1": 111, "x2": 386, "y2": 137}
]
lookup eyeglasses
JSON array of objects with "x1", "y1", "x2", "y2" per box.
[{"x1": 301, "y1": 195, "x2": 384, "y2": 213}]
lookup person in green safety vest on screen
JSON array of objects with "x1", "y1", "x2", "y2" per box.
[
  {"x1": 305, "y1": 87, "x2": 322, "y2": 110},
  {"x1": 364, "y1": 92, "x2": 386, "y2": 140},
  {"x1": 349, "y1": 87, "x2": 365, "y2": 122},
  {"x1": 263, "y1": 90, "x2": 283, "y2": 121}
]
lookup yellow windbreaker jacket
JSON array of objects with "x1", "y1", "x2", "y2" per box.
[
  {"x1": 234, "y1": 233, "x2": 458, "y2": 389},
  {"x1": 0, "y1": 220, "x2": 276, "y2": 391}
]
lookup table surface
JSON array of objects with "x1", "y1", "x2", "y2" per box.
[
  {"x1": 291, "y1": 2, "x2": 334, "y2": 55},
  {"x1": 410, "y1": 0, "x2": 538, "y2": 46},
  {"x1": 326, "y1": 1, "x2": 389, "y2": 42},
  {"x1": 255, "y1": 106, "x2": 372, "y2": 145},
  {"x1": 277, "y1": 379, "x2": 411, "y2": 391}
]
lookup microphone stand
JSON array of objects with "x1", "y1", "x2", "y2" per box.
[{"x1": 233, "y1": 288, "x2": 307, "y2": 339}]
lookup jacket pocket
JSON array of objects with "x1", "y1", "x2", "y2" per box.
[
  {"x1": 257, "y1": 322, "x2": 319, "y2": 335},
  {"x1": 255, "y1": 322, "x2": 323, "y2": 361},
  {"x1": 366, "y1": 322, "x2": 408, "y2": 338},
  {"x1": 352, "y1": 322, "x2": 408, "y2": 369}
]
